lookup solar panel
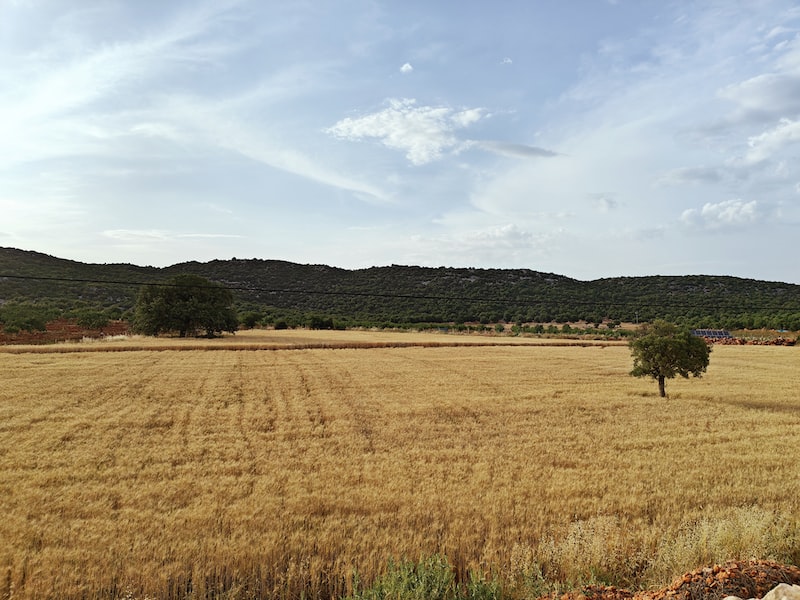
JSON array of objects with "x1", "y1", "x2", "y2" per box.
[{"x1": 691, "y1": 329, "x2": 732, "y2": 338}]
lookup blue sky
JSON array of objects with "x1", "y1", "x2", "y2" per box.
[{"x1": 2, "y1": 1, "x2": 800, "y2": 283}]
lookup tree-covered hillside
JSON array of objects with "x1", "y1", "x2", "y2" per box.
[{"x1": 1, "y1": 247, "x2": 799, "y2": 329}]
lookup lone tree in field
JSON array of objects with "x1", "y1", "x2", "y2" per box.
[
  {"x1": 133, "y1": 274, "x2": 239, "y2": 338},
  {"x1": 629, "y1": 320, "x2": 711, "y2": 398}
]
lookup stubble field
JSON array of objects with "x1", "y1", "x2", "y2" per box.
[{"x1": 1, "y1": 330, "x2": 799, "y2": 600}]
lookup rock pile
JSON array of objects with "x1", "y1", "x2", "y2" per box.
[{"x1": 706, "y1": 337, "x2": 796, "y2": 346}]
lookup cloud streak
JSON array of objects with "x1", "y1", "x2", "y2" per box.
[
  {"x1": 657, "y1": 166, "x2": 724, "y2": 186},
  {"x1": 474, "y1": 140, "x2": 559, "y2": 159}
]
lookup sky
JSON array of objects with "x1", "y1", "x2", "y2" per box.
[{"x1": 2, "y1": 1, "x2": 800, "y2": 283}]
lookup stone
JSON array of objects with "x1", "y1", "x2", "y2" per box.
[
  {"x1": 762, "y1": 584, "x2": 800, "y2": 600},
  {"x1": 722, "y1": 583, "x2": 800, "y2": 600}
]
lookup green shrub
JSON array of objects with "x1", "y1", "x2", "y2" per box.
[
  {"x1": 348, "y1": 555, "x2": 502, "y2": 600},
  {"x1": 0, "y1": 303, "x2": 55, "y2": 333},
  {"x1": 239, "y1": 311, "x2": 263, "y2": 329},
  {"x1": 75, "y1": 309, "x2": 110, "y2": 330}
]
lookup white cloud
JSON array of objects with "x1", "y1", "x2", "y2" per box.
[
  {"x1": 400, "y1": 62, "x2": 413, "y2": 73},
  {"x1": 681, "y1": 199, "x2": 761, "y2": 229},
  {"x1": 501, "y1": 57, "x2": 512, "y2": 65},
  {"x1": 719, "y1": 72, "x2": 800, "y2": 120},
  {"x1": 745, "y1": 117, "x2": 800, "y2": 164},
  {"x1": 326, "y1": 98, "x2": 486, "y2": 165},
  {"x1": 714, "y1": 28, "x2": 800, "y2": 126}
]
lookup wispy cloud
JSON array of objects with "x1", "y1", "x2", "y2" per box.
[
  {"x1": 103, "y1": 229, "x2": 242, "y2": 241},
  {"x1": 408, "y1": 223, "x2": 561, "y2": 266},
  {"x1": 203, "y1": 114, "x2": 390, "y2": 201},
  {"x1": 0, "y1": 2, "x2": 246, "y2": 165},
  {"x1": 400, "y1": 62, "x2": 413, "y2": 73},
  {"x1": 1, "y1": 1, "x2": 387, "y2": 206},
  {"x1": 656, "y1": 166, "x2": 724, "y2": 186},
  {"x1": 177, "y1": 233, "x2": 244, "y2": 239},
  {"x1": 103, "y1": 230, "x2": 171, "y2": 241},
  {"x1": 589, "y1": 193, "x2": 619, "y2": 212}
]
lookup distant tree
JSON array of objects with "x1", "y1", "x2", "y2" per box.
[
  {"x1": 629, "y1": 320, "x2": 711, "y2": 398},
  {"x1": 133, "y1": 274, "x2": 238, "y2": 338},
  {"x1": 74, "y1": 309, "x2": 110, "y2": 331},
  {"x1": 308, "y1": 314, "x2": 335, "y2": 330},
  {"x1": 0, "y1": 303, "x2": 55, "y2": 333},
  {"x1": 239, "y1": 311, "x2": 263, "y2": 329}
]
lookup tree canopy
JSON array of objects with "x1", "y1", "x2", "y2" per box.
[
  {"x1": 629, "y1": 320, "x2": 711, "y2": 397},
  {"x1": 133, "y1": 274, "x2": 238, "y2": 338}
]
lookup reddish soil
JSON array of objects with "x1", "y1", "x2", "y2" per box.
[
  {"x1": 546, "y1": 561, "x2": 800, "y2": 600},
  {"x1": 0, "y1": 318, "x2": 129, "y2": 345}
]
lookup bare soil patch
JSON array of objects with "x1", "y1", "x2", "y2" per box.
[{"x1": 0, "y1": 318, "x2": 128, "y2": 344}]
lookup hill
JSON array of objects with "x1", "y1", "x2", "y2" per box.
[{"x1": 1, "y1": 247, "x2": 799, "y2": 329}]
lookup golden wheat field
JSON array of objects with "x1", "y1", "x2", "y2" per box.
[{"x1": 1, "y1": 330, "x2": 799, "y2": 600}]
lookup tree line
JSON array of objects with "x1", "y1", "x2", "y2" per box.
[{"x1": 3, "y1": 248, "x2": 800, "y2": 331}]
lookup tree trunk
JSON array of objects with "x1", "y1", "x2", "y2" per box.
[{"x1": 658, "y1": 375, "x2": 666, "y2": 398}]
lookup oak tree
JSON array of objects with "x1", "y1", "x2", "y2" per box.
[
  {"x1": 629, "y1": 320, "x2": 711, "y2": 397},
  {"x1": 133, "y1": 274, "x2": 238, "y2": 338}
]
